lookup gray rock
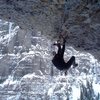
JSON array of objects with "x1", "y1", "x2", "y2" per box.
[{"x1": 0, "y1": 0, "x2": 100, "y2": 60}]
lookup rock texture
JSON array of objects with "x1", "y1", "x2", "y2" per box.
[
  {"x1": 0, "y1": 0, "x2": 100, "y2": 60},
  {"x1": 0, "y1": 14, "x2": 100, "y2": 100}
]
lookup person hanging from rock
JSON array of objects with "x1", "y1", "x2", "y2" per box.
[{"x1": 52, "y1": 34, "x2": 78, "y2": 75}]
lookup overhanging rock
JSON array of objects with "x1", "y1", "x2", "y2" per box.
[{"x1": 0, "y1": 0, "x2": 100, "y2": 60}]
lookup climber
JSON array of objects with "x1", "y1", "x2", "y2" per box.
[{"x1": 52, "y1": 36, "x2": 78, "y2": 75}]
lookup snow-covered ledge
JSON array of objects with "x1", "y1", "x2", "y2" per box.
[{"x1": 0, "y1": 0, "x2": 100, "y2": 60}]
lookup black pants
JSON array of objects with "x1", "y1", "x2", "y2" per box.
[{"x1": 64, "y1": 56, "x2": 75, "y2": 70}]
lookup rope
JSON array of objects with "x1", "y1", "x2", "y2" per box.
[{"x1": 57, "y1": 3, "x2": 69, "y2": 42}]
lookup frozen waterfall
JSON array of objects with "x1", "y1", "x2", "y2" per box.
[{"x1": 0, "y1": 19, "x2": 100, "y2": 100}]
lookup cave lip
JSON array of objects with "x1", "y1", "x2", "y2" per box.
[{"x1": 0, "y1": 0, "x2": 100, "y2": 60}]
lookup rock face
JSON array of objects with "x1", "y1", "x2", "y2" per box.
[
  {"x1": 0, "y1": 13, "x2": 100, "y2": 100},
  {"x1": 0, "y1": 0, "x2": 100, "y2": 61}
]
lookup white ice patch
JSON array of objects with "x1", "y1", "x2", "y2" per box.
[
  {"x1": 22, "y1": 73, "x2": 45, "y2": 80},
  {"x1": 72, "y1": 86, "x2": 80, "y2": 100},
  {"x1": 0, "y1": 22, "x2": 19, "y2": 44},
  {"x1": 93, "y1": 82, "x2": 100, "y2": 94},
  {"x1": 48, "y1": 87, "x2": 54, "y2": 96},
  {"x1": 7, "y1": 92, "x2": 21, "y2": 100},
  {"x1": 0, "y1": 76, "x2": 17, "y2": 87}
]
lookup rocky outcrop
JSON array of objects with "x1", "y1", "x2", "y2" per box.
[
  {"x1": 0, "y1": 0, "x2": 100, "y2": 60},
  {"x1": 0, "y1": 13, "x2": 100, "y2": 100}
]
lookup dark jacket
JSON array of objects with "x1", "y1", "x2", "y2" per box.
[{"x1": 52, "y1": 54, "x2": 66, "y2": 70}]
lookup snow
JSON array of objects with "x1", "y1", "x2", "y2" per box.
[
  {"x1": 0, "y1": 76, "x2": 17, "y2": 88},
  {"x1": 22, "y1": 73, "x2": 45, "y2": 80},
  {"x1": 0, "y1": 22, "x2": 19, "y2": 44},
  {"x1": 72, "y1": 86, "x2": 80, "y2": 100},
  {"x1": 0, "y1": 19, "x2": 100, "y2": 100},
  {"x1": 93, "y1": 82, "x2": 100, "y2": 94},
  {"x1": 48, "y1": 86, "x2": 54, "y2": 96}
]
